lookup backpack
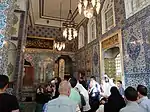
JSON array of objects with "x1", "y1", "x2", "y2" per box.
[{"x1": 75, "y1": 87, "x2": 86, "y2": 107}]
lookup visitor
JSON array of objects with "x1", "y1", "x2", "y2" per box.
[
  {"x1": 43, "y1": 84, "x2": 53, "y2": 103},
  {"x1": 69, "y1": 77, "x2": 82, "y2": 109},
  {"x1": 36, "y1": 85, "x2": 44, "y2": 94},
  {"x1": 137, "y1": 85, "x2": 150, "y2": 112},
  {"x1": 79, "y1": 77, "x2": 88, "y2": 90},
  {"x1": 64, "y1": 75, "x2": 70, "y2": 81},
  {"x1": 53, "y1": 77, "x2": 61, "y2": 99},
  {"x1": 102, "y1": 75, "x2": 112, "y2": 97},
  {"x1": 35, "y1": 85, "x2": 45, "y2": 112},
  {"x1": 117, "y1": 80, "x2": 124, "y2": 97},
  {"x1": 119, "y1": 86, "x2": 146, "y2": 112},
  {"x1": 96, "y1": 97, "x2": 107, "y2": 112},
  {"x1": 89, "y1": 76, "x2": 101, "y2": 112},
  {"x1": 0, "y1": 75, "x2": 19, "y2": 112},
  {"x1": 43, "y1": 81, "x2": 81, "y2": 112},
  {"x1": 76, "y1": 79, "x2": 91, "y2": 112},
  {"x1": 104, "y1": 86, "x2": 125, "y2": 112}
]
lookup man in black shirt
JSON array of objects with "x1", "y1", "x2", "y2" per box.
[{"x1": 0, "y1": 75, "x2": 19, "y2": 112}]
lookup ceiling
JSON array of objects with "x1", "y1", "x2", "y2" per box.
[{"x1": 29, "y1": 0, "x2": 85, "y2": 27}]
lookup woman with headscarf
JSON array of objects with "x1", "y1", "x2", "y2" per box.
[{"x1": 104, "y1": 86, "x2": 126, "y2": 112}]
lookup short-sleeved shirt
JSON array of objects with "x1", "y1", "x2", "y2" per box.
[
  {"x1": 69, "y1": 88, "x2": 81, "y2": 106},
  {"x1": 0, "y1": 93, "x2": 19, "y2": 112},
  {"x1": 44, "y1": 95, "x2": 79, "y2": 112}
]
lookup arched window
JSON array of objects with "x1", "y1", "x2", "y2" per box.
[
  {"x1": 59, "y1": 58, "x2": 65, "y2": 79},
  {"x1": 124, "y1": 0, "x2": 150, "y2": 18},
  {"x1": 88, "y1": 16, "x2": 96, "y2": 43},
  {"x1": 78, "y1": 26, "x2": 85, "y2": 49},
  {"x1": 101, "y1": 0, "x2": 115, "y2": 34}
]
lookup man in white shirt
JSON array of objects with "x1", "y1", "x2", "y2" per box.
[
  {"x1": 76, "y1": 82, "x2": 91, "y2": 112},
  {"x1": 44, "y1": 81, "x2": 81, "y2": 112},
  {"x1": 137, "y1": 85, "x2": 150, "y2": 112},
  {"x1": 89, "y1": 76, "x2": 101, "y2": 112},
  {"x1": 120, "y1": 86, "x2": 146, "y2": 112}
]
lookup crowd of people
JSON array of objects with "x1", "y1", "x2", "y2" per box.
[
  {"x1": 35, "y1": 75, "x2": 150, "y2": 112},
  {"x1": 0, "y1": 74, "x2": 150, "y2": 112}
]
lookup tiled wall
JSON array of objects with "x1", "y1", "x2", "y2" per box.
[
  {"x1": 75, "y1": 43, "x2": 100, "y2": 81},
  {"x1": 75, "y1": 0, "x2": 125, "y2": 82},
  {"x1": 27, "y1": 25, "x2": 62, "y2": 38},
  {"x1": 27, "y1": 25, "x2": 77, "y2": 52},
  {"x1": 122, "y1": 5, "x2": 150, "y2": 96}
]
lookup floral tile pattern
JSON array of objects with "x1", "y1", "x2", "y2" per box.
[{"x1": 122, "y1": 5, "x2": 150, "y2": 94}]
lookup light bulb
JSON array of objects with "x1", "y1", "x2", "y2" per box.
[
  {"x1": 83, "y1": 0, "x2": 88, "y2": 8},
  {"x1": 73, "y1": 29, "x2": 77, "y2": 38},
  {"x1": 78, "y1": 2, "x2": 82, "y2": 14},
  {"x1": 57, "y1": 43, "x2": 59, "y2": 48},
  {"x1": 63, "y1": 28, "x2": 67, "y2": 38},
  {"x1": 62, "y1": 43, "x2": 65, "y2": 49},
  {"x1": 58, "y1": 47, "x2": 61, "y2": 51},
  {"x1": 84, "y1": 7, "x2": 93, "y2": 18},
  {"x1": 96, "y1": 2, "x2": 100, "y2": 14},
  {"x1": 91, "y1": 0, "x2": 96, "y2": 7},
  {"x1": 68, "y1": 35, "x2": 72, "y2": 40}
]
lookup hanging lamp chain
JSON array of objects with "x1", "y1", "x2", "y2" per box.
[{"x1": 60, "y1": 2, "x2": 62, "y2": 30}]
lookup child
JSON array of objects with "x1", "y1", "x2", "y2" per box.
[{"x1": 96, "y1": 97, "x2": 107, "y2": 112}]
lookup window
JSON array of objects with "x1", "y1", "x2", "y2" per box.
[
  {"x1": 115, "y1": 54, "x2": 122, "y2": 76},
  {"x1": 124, "y1": 0, "x2": 150, "y2": 18},
  {"x1": 101, "y1": 0, "x2": 115, "y2": 34},
  {"x1": 88, "y1": 16, "x2": 96, "y2": 43},
  {"x1": 105, "y1": 8, "x2": 114, "y2": 30},
  {"x1": 59, "y1": 59, "x2": 65, "y2": 80},
  {"x1": 78, "y1": 26, "x2": 85, "y2": 49}
]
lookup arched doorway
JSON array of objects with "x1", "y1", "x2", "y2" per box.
[
  {"x1": 100, "y1": 30, "x2": 124, "y2": 86},
  {"x1": 103, "y1": 47, "x2": 122, "y2": 81},
  {"x1": 54, "y1": 55, "x2": 73, "y2": 79}
]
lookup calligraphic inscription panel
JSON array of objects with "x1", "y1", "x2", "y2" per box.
[
  {"x1": 26, "y1": 37, "x2": 54, "y2": 50},
  {"x1": 102, "y1": 34, "x2": 119, "y2": 49}
]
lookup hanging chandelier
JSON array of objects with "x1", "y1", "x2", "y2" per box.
[
  {"x1": 54, "y1": 41, "x2": 65, "y2": 51},
  {"x1": 54, "y1": 2, "x2": 66, "y2": 51},
  {"x1": 78, "y1": 0, "x2": 101, "y2": 18},
  {"x1": 63, "y1": 0, "x2": 78, "y2": 40}
]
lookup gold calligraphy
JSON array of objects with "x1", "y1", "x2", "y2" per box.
[
  {"x1": 26, "y1": 37, "x2": 54, "y2": 50},
  {"x1": 102, "y1": 34, "x2": 119, "y2": 49}
]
